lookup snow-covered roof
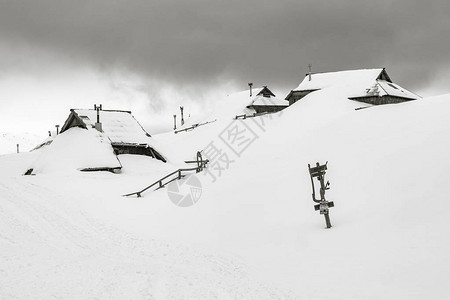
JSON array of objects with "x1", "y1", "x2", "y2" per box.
[
  {"x1": 373, "y1": 80, "x2": 419, "y2": 99},
  {"x1": 61, "y1": 109, "x2": 152, "y2": 145},
  {"x1": 228, "y1": 86, "x2": 281, "y2": 107},
  {"x1": 290, "y1": 68, "x2": 419, "y2": 100},
  {"x1": 30, "y1": 127, "x2": 122, "y2": 174},
  {"x1": 251, "y1": 95, "x2": 288, "y2": 107},
  {"x1": 293, "y1": 69, "x2": 386, "y2": 92},
  {"x1": 206, "y1": 86, "x2": 277, "y2": 119}
]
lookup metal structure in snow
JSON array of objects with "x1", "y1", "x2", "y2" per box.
[{"x1": 308, "y1": 161, "x2": 334, "y2": 228}]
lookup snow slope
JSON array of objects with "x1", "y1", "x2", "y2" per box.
[
  {"x1": 1, "y1": 88, "x2": 450, "y2": 299},
  {"x1": 0, "y1": 132, "x2": 45, "y2": 155}
]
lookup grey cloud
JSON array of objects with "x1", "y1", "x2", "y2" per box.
[{"x1": 1, "y1": 0, "x2": 450, "y2": 94}]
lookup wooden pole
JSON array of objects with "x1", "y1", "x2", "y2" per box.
[
  {"x1": 180, "y1": 106, "x2": 184, "y2": 126},
  {"x1": 324, "y1": 212, "x2": 332, "y2": 228},
  {"x1": 308, "y1": 64, "x2": 312, "y2": 81}
]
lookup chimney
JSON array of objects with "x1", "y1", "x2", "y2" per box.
[
  {"x1": 55, "y1": 124, "x2": 60, "y2": 135},
  {"x1": 94, "y1": 104, "x2": 103, "y2": 132},
  {"x1": 173, "y1": 114, "x2": 177, "y2": 130},
  {"x1": 48, "y1": 131, "x2": 51, "y2": 137},
  {"x1": 180, "y1": 106, "x2": 184, "y2": 126},
  {"x1": 248, "y1": 82, "x2": 253, "y2": 97},
  {"x1": 16, "y1": 144, "x2": 19, "y2": 154}
]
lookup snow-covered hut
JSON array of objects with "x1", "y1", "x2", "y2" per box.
[
  {"x1": 28, "y1": 127, "x2": 123, "y2": 174},
  {"x1": 285, "y1": 68, "x2": 420, "y2": 106},
  {"x1": 247, "y1": 86, "x2": 288, "y2": 114},
  {"x1": 60, "y1": 108, "x2": 166, "y2": 162}
]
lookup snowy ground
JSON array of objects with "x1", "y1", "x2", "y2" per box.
[
  {"x1": 0, "y1": 132, "x2": 45, "y2": 155},
  {"x1": 1, "y1": 90, "x2": 450, "y2": 299}
]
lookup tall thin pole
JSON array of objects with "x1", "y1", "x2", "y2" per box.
[
  {"x1": 180, "y1": 106, "x2": 184, "y2": 126},
  {"x1": 173, "y1": 114, "x2": 177, "y2": 130},
  {"x1": 308, "y1": 64, "x2": 312, "y2": 81}
]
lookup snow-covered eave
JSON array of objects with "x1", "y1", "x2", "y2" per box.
[
  {"x1": 285, "y1": 89, "x2": 320, "y2": 100},
  {"x1": 348, "y1": 95, "x2": 417, "y2": 101},
  {"x1": 111, "y1": 142, "x2": 151, "y2": 147},
  {"x1": 250, "y1": 104, "x2": 289, "y2": 108},
  {"x1": 111, "y1": 142, "x2": 167, "y2": 163},
  {"x1": 80, "y1": 166, "x2": 122, "y2": 172},
  {"x1": 288, "y1": 68, "x2": 391, "y2": 96}
]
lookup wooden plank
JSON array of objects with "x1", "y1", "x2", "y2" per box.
[
  {"x1": 309, "y1": 165, "x2": 327, "y2": 174},
  {"x1": 314, "y1": 201, "x2": 334, "y2": 211}
]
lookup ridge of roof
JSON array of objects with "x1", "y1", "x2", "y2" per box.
[
  {"x1": 304, "y1": 67, "x2": 385, "y2": 77},
  {"x1": 71, "y1": 108, "x2": 132, "y2": 114},
  {"x1": 292, "y1": 68, "x2": 387, "y2": 93}
]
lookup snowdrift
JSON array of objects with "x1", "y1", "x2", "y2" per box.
[
  {"x1": 28, "y1": 127, "x2": 122, "y2": 174},
  {"x1": 1, "y1": 86, "x2": 450, "y2": 299},
  {"x1": 0, "y1": 132, "x2": 45, "y2": 155},
  {"x1": 120, "y1": 91, "x2": 450, "y2": 299}
]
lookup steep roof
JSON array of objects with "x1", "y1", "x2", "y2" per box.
[
  {"x1": 208, "y1": 86, "x2": 278, "y2": 118},
  {"x1": 293, "y1": 68, "x2": 388, "y2": 91},
  {"x1": 230, "y1": 86, "x2": 280, "y2": 107},
  {"x1": 61, "y1": 109, "x2": 152, "y2": 145},
  {"x1": 287, "y1": 68, "x2": 419, "y2": 100},
  {"x1": 372, "y1": 80, "x2": 419, "y2": 99}
]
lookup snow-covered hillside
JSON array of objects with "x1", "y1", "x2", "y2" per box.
[
  {"x1": 0, "y1": 132, "x2": 45, "y2": 155},
  {"x1": 1, "y1": 89, "x2": 449, "y2": 299}
]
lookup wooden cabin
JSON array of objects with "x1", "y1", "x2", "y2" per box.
[
  {"x1": 285, "y1": 68, "x2": 420, "y2": 106},
  {"x1": 246, "y1": 86, "x2": 288, "y2": 114},
  {"x1": 60, "y1": 108, "x2": 166, "y2": 162}
]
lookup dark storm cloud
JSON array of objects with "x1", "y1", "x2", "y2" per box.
[{"x1": 1, "y1": 0, "x2": 450, "y2": 92}]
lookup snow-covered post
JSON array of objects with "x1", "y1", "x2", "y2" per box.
[
  {"x1": 196, "y1": 151, "x2": 203, "y2": 172},
  {"x1": 308, "y1": 162, "x2": 334, "y2": 228}
]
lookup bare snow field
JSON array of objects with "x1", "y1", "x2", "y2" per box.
[
  {"x1": 1, "y1": 91, "x2": 450, "y2": 299},
  {"x1": 0, "y1": 132, "x2": 44, "y2": 155}
]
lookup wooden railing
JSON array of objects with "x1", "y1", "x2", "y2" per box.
[
  {"x1": 235, "y1": 113, "x2": 255, "y2": 120},
  {"x1": 174, "y1": 119, "x2": 216, "y2": 134},
  {"x1": 234, "y1": 112, "x2": 269, "y2": 120},
  {"x1": 123, "y1": 152, "x2": 208, "y2": 198}
]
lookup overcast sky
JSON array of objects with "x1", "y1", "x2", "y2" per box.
[{"x1": 1, "y1": 0, "x2": 450, "y2": 136}]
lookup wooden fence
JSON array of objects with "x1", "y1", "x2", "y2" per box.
[{"x1": 123, "y1": 153, "x2": 208, "y2": 198}]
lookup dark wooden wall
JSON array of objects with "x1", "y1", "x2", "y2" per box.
[
  {"x1": 287, "y1": 90, "x2": 315, "y2": 105},
  {"x1": 349, "y1": 95, "x2": 415, "y2": 105},
  {"x1": 252, "y1": 105, "x2": 287, "y2": 114},
  {"x1": 113, "y1": 145, "x2": 166, "y2": 162}
]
